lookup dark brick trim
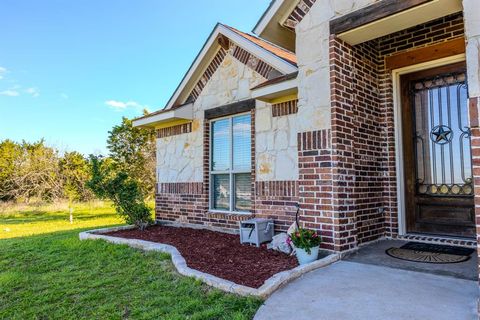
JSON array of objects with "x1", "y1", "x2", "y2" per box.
[
  {"x1": 204, "y1": 99, "x2": 256, "y2": 120},
  {"x1": 157, "y1": 183, "x2": 203, "y2": 195},
  {"x1": 231, "y1": 45, "x2": 276, "y2": 79},
  {"x1": 189, "y1": 48, "x2": 227, "y2": 101},
  {"x1": 283, "y1": 0, "x2": 317, "y2": 31},
  {"x1": 255, "y1": 181, "x2": 298, "y2": 197},
  {"x1": 157, "y1": 122, "x2": 192, "y2": 138},
  {"x1": 272, "y1": 99, "x2": 298, "y2": 117}
]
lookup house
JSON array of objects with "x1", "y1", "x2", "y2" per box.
[{"x1": 133, "y1": 0, "x2": 480, "y2": 264}]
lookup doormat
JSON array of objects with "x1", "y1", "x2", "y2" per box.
[{"x1": 386, "y1": 242, "x2": 474, "y2": 264}]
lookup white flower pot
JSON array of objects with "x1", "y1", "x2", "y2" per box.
[{"x1": 295, "y1": 246, "x2": 319, "y2": 265}]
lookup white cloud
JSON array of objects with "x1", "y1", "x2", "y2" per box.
[
  {"x1": 105, "y1": 99, "x2": 150, "y2": 112},
  {"x1": 0, "y1": 67, "x2": 6, "y2": 80},
  {"x1": 25, "y1": 87, "x2": 40, "y2": 97},
  {"x1": 0, "y1": 89, "x2": 19, "y2": 97},
  {"x1": 60, "y1": 93, "x2": 69, "y2": 99}
]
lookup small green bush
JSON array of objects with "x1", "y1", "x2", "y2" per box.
[{"x1": 87, "y1": 156, "x2": 153, "y2": 230}]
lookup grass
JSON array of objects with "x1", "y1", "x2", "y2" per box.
[{"x1": 0, "y1": 202, "x2": 262, "y2": 319}]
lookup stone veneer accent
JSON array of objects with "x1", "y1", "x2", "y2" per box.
[
  {"x1": 271, "y1": 99, "x2": 298, "y2": 117},
  {"x1": 157, "y1": 122, "x2": 192, "y2": 138}
]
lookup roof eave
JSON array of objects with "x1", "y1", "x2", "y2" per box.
[
  {"x1": 132, "y1": 103, "x2": 193, "y2": 128},
  {"x1": 251, "y1": 75, "x2": 298, "y2": 102},
  {"x1": 252, "y1": 0, "x2": 285, "y2": 35}
]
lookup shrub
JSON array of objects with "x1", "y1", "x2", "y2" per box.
[{"x1": 87, "y1": 156, "x2": 153, "y2": 230}]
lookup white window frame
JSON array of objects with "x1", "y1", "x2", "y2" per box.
[{"x1": 209, "y1": 112, "x2": 252, "y2": 214}]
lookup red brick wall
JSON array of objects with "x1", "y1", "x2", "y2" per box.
[
  {"x1": 470, "y1": 98, "x2": 480, "y2": 276},
  {"x1": 254, "y1": 180, "x2": 299, "y2": 232},
  {"x1": 297, "y1": 129, "x2": 337, "y2": 250},
  {"x1": 322, "y1": 12, "x2": 466, "y2": 248},
  {"x1": 155, "y1": 182, "x2": 207, "y2": 224}
]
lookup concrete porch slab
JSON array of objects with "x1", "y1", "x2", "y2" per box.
[
  {"x1": 346, "y1": 239, "x2": 478, "y2": 281},
  {"x1": 254, "y1": 261, "x2": 478, "y2": 320}
]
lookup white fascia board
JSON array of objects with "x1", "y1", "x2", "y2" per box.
[
  {"x1": 132, "y1": 103, "x2": 193, "y2": 128},
  {"x1": 251, "y1": 77, "x2": 298, "y2": 101},
  {"x1": 164, "y1": 24, "x2": 297, "y2": 110},
  {"x1": 253, "y1": 0, "x2": 285, "y2": 35}
]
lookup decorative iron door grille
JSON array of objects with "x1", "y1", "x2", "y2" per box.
[{"x1": 411, "y1": 72, "x2": 473, "y2": 198}]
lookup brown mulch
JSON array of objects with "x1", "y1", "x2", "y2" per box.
[{"x1": 106, "y1": 225, "x2": 298, "y2": 288}]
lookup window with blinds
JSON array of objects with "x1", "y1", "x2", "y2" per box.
[{"x1": 210, "y1": 113, "x2": 251, "y2": 212}]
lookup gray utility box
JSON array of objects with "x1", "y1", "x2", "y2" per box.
[{"x1": 239, "y1": 218, "x2": 274, "y2": 247}]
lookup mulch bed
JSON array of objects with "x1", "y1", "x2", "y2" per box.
[{"x1": 106, "y1": 225, "x2": 298, "y2": 288}]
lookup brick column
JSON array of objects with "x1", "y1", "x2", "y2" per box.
[
  {"x1": 297, "y1": 129, "x2": 336, "y2": 250},
  {"x1": 469, "y1": 97, "x2": 480, "y2": 279}
]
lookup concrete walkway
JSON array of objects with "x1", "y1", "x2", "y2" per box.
[{"x1": 254, "y1": 261, "x2": 478, "y2": 320}]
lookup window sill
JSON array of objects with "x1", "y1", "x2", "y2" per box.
[{"x1": 207, "y1": 210, "x2": 253, "y2": 217}]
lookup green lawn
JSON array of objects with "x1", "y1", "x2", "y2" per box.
[{"x1": 0, "y1": 202, "x2": 262, "y2": 319}]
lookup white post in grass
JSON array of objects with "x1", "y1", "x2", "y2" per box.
[{"x1": 69, "y1": 206, "x2": 74, "y2": 224}]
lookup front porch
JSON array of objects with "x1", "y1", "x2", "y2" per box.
[
  {"x1": 255, "y1": 258, "x2": 478, "y2": 320},
  {"x1": 347, "y1": 239, "x2": 478, "y2": 280},
  {"x1": 305, "y1": 0, "x2": 480, "y2": 256},
  {"x1": 256, "y1": 237, "x2": 478, "y2": 319}
]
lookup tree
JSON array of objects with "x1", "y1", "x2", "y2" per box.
[
  {"x1": 0, "y1": 140, "x2": 22, "y2": 201},
  {"x1": 107, "y1": 115, "x2": 156, "y2": 199},
  {"x1": 0, "y1": 140, "x2": 63, "y2": 202},
  {"x1": 59, "y1": 151, "x2": 93, "y2": 202},
  {"x1": 87, "y1": 155, "x2": 153, "y2": 230}
]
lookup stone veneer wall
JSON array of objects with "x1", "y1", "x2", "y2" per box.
[
  {"x1": 256, "y1": 101, "x2": 299, "y2": 182},
  {"x1": 155, "y1": 106, "x2": 301, "y2": 233},
  {"x1": 155, "y1": 42, "x2": 301, "y2": 231}
]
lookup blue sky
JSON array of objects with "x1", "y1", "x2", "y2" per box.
[{"x1": 0, "y1": 0, "x2": 269, "y2": 155}]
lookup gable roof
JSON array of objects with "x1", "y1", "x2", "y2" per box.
[
  {"x1": 223, "y1": 25, "x2": 297, "y2": 66},
  {"x1": 163, "y1": 23, "x2": 297, "y2": 111}
]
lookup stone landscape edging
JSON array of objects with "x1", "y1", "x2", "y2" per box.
[{"x1": 79, "y1": 225, "x2": 341, "y2": 298}]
